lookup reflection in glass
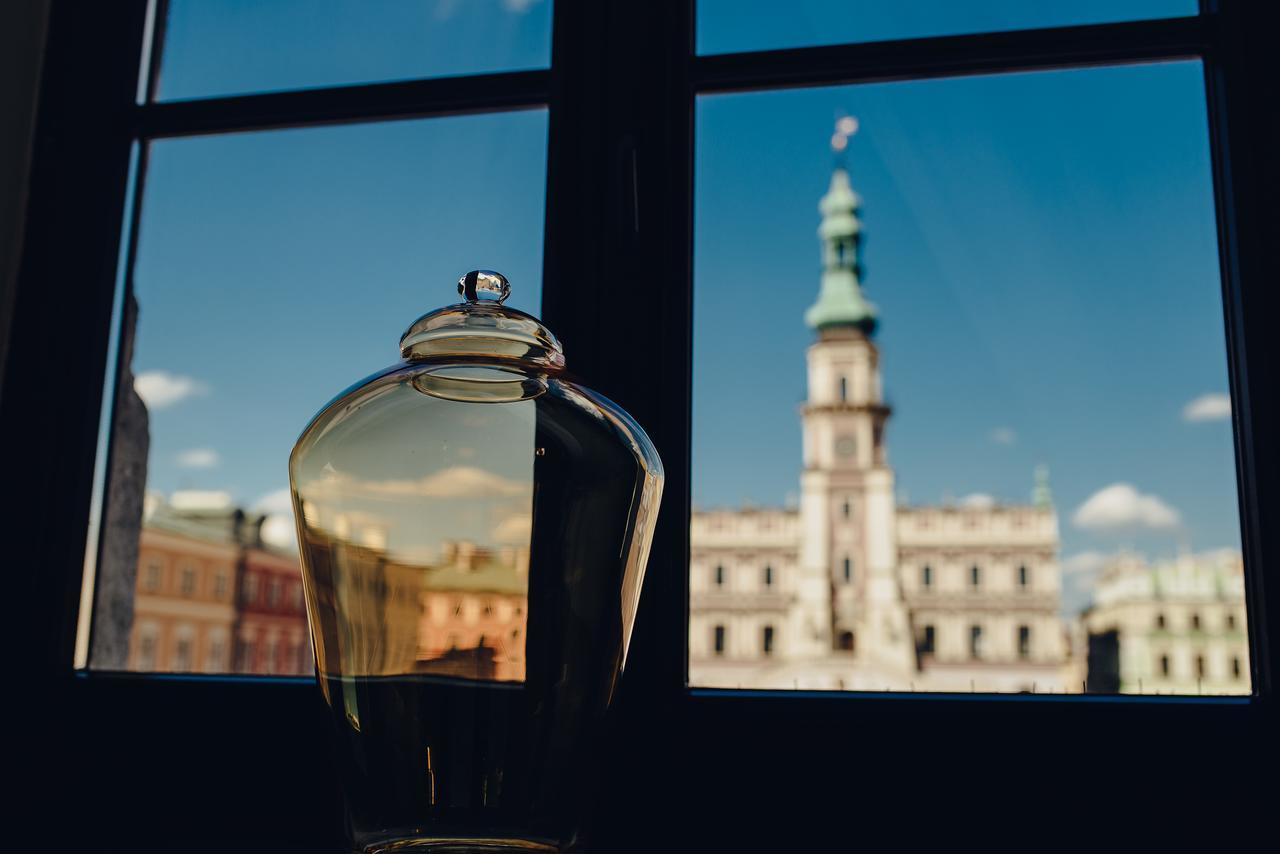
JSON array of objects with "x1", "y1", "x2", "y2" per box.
[{"x1": 290, "y1": 274, "x2": 662, "y2": 851}]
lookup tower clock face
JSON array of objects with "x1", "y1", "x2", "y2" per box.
[{"x1": 835, "y1": 435, "x2": 856, "y2": 458}]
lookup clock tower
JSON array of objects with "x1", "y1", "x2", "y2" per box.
[{"x1": 793, "y1": 125, "x2": 916, "y2": 683}]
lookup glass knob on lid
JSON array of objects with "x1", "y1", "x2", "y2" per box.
[
  {"x1": 399, "y1": 269, "x2": 564, "y2": 368},
  {"x1": 458, "y1": 269, "x2": 511, "y2": 303}
]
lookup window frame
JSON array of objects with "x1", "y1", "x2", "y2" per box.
[{"x1": 8, "y1": 0, "x2": 1280, "y2": 847}]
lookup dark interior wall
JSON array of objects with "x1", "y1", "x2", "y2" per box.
[{"x1": 0, "y1": 0, "x2": 52, "y2": 398}]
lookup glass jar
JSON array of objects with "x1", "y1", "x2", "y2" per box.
[{"x1": 289, "y1": 271, "x2": 663, "y2": 852}]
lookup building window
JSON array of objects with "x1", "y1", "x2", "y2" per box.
[
  {"x1": 174, "y1": 636, "x2": 192, "y2": 672},
  {"x1": 213, "y1": 571, "x2": 228, "y2": 599},
  {"x1": 264, "y1": 637, "x2": 279, "y2": 675},
  {"x1": 838, "y1": 631, "x2": 855, "y2": 652},
  {"x1": 842, "y1": 557, "x2": 852, "y2": 583},
  {"x1": 1233, "y1": 656, "x2": 1242, "y2": 679},
  {"x1": 267, "y1": 577, "x2": 282, "y2": 607},
  {"x1": 207, "y1": 638, "x2": 225, "y2": 672},
  {"x1": 969, "y1": 625, "x2": 983, "y2": 659},
  {"x1": 1017, "y1": 565, "x2": 1029, "y2": 589},
  {"x1": 921, "y1": 564, "x2": 932, "y2": 588},
  {"x1": 763, "y1": 565, "x2": 773, "y2": 587},
  {"x1": 137, "y1": 631, "x2": 157, "y2": 671},
  {"x1": 1156, "y1": 613, "x2": 1166, "y2": 630},
  {"x1": 143, "y1": 559, "x2": 162, "y2": 592},
  {"x1": 970, "y1": 565, "x2": 981, "y2": 590},
  {"x1": 713, "y1": 625, "x2": 726, "y2": 656},
  {"x1": 1196, "y1": 655, "x2": 1206, "y2": 680},
  {"x1": 762, "y1": 625, "x2": 775, "y2": 656},
  {"x1": 920, "y1": 625, "x2": 935, "y2": 655},
  {"x1": 838, "y1": 376, "x2": 847, "y2": 401},
  {"x1": 241, "y1": 574, "x2": 256, "y2": 605},
  {"x1": 1227, "y1": 613, "x2": 1237, "y2": 631},
  {"x1": 179, "y1": 564, "x2": 197, "y2": 596},
  {"x1": 1018, "y1": 625, "x2": 1031, "y2": 660},
  {"x1": 1191, "y1": 613, "x2": 1202, "y2": 631},
  {"x1": 714, "y1": 565, "x2": 725, "y2": 587},
  {"x1": 1160, "y1": 654, "x2": 1170, "y2": 677},
  {"x1": 841, "y1": 499, "x2": 850, "y2": 519}
]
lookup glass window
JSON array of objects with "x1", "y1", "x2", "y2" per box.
[
  {"x1": 970, "y1": 625, "x2": 983, "y2": 659},
  {"x1": 156, "y1": 0, "x2": 553, "y2": 101},
  {"x1": 697, "y1": 0, "x2": 1195, "y2": 56},
  {"x1": 763, "y1": 565, "x2": 774, "y2": 586},
  {"x1": 80, "y1": 111, "x2": 548, "y2": 676},
  {"x1": 763, "y1": 625, "x2": 775, "y2": 656},
  {"x1": 179, "y1": 564, "x2": 197, "y2": 595},
  {"x1": 842, "y1": 556, "x2": 852, "y2": 582},
  {"x1": 689, "y1": 63, "x2": 1246, "y2": 695},
  {"x1": 1018, "y1": 625, "x2": 1031, "y2": 659},
  {"x1": 714, "y1": 625, "x2": 726, "y2": 655}
]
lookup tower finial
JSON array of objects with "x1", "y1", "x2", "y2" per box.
[
  {"x1": 806, "y1": 115, "x2": 877, "y2": 334},
  {"x1": 831, "y1": 114, "x2": 858, "y2": 168}
]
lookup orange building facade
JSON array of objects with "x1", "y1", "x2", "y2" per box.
[{"x1": 128, "y1": 521, "x2": 237, "y2": 673}]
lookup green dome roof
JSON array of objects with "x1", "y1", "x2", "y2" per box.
[{"x1": 806, "y1": 168, "x2": 877, "y2": 333}]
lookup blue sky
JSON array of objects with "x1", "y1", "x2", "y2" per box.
[
  {"x1": 118, "y1": 2, "x2": 1236, "y2": 616},
  {"x1": 693, "y1": 62, "x2": 1239, "y2": 612}
]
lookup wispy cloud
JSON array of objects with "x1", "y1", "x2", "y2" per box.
[
  {"x1": 175, "y1": 447, "x2": 219, "y2": 469},
  {"x1": 305, "y1": 465, "x2": 529, "y2": 502},
  {"x1": 492, "y1": 512, "x2": 532, "y2": 544},
  {"x1": 134, "y1": 370, "x2": 208, "y2": 410},
  {"x1": 253, "y1": 488, "x2": 294, "y2": 515},
  {"x1": 502, "y1": 0, "x2": 543, "y2": 12},
  {"x1": 1072, "y1": 483, "x2": 1180, "y2": 532},
  {"x1": 1182, "y1": 393, "x2": 1231, "y2": 422},
  {"x1": 959, "y1": 493, "x2": 996, "y2": 509},
  {"x1": 989, "y1": 427, "x2": 1016, "y2": 445}
]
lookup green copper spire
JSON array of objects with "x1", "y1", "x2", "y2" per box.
[
  {"x1": 806, "y1": 118, "x2": 878, "y2": 334},
  {"x1": 1033, "y1": 464, "x2": 1053, "y2": 508}
]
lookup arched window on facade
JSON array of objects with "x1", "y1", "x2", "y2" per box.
[{"x1": 838, "y1": 631, "x2": 855, "y2": 652}]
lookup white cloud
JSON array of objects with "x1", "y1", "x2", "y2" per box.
[
  {"x1": 1183, "y1": 393, "x2": 1231, "y2": 422},
  {"x1": 502, "y1": 0, "x2": 543, "y2": 12},
  {"x1": 492, "y1": 513, "x2": 532, "y2": 544},
  {"x1": 259, "y1": 514, "x2": 298, "y2": 552},
  {"x1": 989, "y1": 427, "x2": 1016, "y2": 445},
  {"x1": 308, "y1": 465, "x2": 529, "y2": 502},
  {"x1": 959, "y1": 493, "x2": 996, "y2": 509},
  {"x1": 134, "y1": 370, "x2": 207, "y2": 410},
  {"x1": 1072, "y1": 483, "x2": 1180, "y2": 532},
  {"x1": 1061, "y1": 550, "x2": 1110, "y2": 576},
  {"x1": 175, "y1": 447, "x2": 219, "y2": 469},
  {"x1": 253, "y1": 488, "x2": 294, "y2": 516}
]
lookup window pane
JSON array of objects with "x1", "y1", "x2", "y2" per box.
[
  {"x1": 81, "y1": 110, "x2": 548, "y2": 675},
  {"x1": 690, "y1": 63, "x2": 1249, "y2": 695},
  {"x1": 697, "y1": 0, "x2": 1195, "y2": 55},
  {"x1": 156, "y1": 0, "x2": 553, "y2": 101}
]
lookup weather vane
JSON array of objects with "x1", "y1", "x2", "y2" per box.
[{"x1": 831, "y1": 114, "x2": 858, "y2": 154}]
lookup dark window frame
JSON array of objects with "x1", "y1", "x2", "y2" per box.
[{"x1": 9, "y1": 0, "x2": 1279, "y2": 848}]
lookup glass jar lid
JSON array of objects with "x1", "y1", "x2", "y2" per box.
[{"x1": 399, "y1": 270, "x2": 565, "y2": 369}]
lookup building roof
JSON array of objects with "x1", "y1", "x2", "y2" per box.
[{"x1": 805, "y1": 168, "x2": 878, "y2": 334}]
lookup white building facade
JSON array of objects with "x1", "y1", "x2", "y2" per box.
[
  {"x1": 690, "y1": 159, "x2": 1071, "y2": 692},
  {"x1": 1082, "y1": 551, "x2": 1249, "y2": 695}
]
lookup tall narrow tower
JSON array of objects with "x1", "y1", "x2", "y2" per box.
[{"x1": 793, "y1": 121, "x2": 915, "y2": 685}]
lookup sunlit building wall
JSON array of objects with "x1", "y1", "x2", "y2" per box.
[
  {"x1": 689, "y1": 157, "x2": 1072, "y2": 692},
  {"x1": 128, "y1": 509, "x2": 237, "y2": 673},
  {"x1": 1083, "y1": 551, "x2": 1249, "y2": 695}
]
